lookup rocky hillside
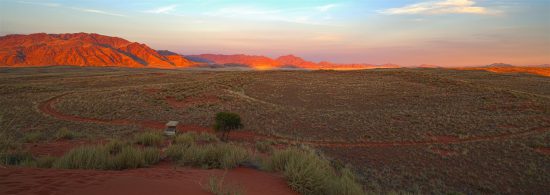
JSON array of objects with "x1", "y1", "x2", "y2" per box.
[{"x1": 0, "y1": 33, "x2": 194, "y2": 68}]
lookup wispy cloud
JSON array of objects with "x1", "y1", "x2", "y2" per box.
[
  {"x1": 205, "y1": 6, "x2": 282, "y2": 17},
  {"x1": 204, "y1": 6, "x2": 336, "y2": 25},
  {"x1": 16, "y1": 1, "x2": 60, "y2": 7},
  {"x1": 145, "y1": 5, "x2": 177, "y2": 14},
  {"x1": 16, "y1": 1, "x2": 126, "y2": 17},
  {"x1": 316, "y1": 4, "x2": 338, "y2": 12},
  {"x1": 71, "y1": 8, "x2": 126, "y2": 17},
  {"x1": 380, "y1": 0, "x2": 492, "y2": 15}
]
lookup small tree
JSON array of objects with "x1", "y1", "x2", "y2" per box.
[{"x1": 214, "y1": 112, "x2": 243, "y2": 141}]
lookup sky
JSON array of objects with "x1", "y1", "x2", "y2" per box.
[{"x1": 0, "y1": 0, "x2": 549, "y2": 66}]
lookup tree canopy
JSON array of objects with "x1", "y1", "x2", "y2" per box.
[{"x1": 214, "y1": 112, "x2": 243, "y2": 141}]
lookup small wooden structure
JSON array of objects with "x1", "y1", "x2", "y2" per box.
[{"x1": 164, "y1": 121, "x2": 179, "y2": 136}]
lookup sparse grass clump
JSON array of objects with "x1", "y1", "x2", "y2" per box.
[
  {"x1": 0, "y1": 150, "x2": 34, "y2": 166},
  {"x1": 173, "y1": 132, "x2": 219, "y2": 146},
  {"x1": 23, "y1": 131, "x2": 42, "y2": 143},
  {"x1": 53, "y1": 141, "x2": 160, "y2": 170},
  {"x1": 20, "y1": 155, "x2": 58, "y2": 168},
  {"x1": 55, "y1": 127, "x2": 79, "y2": 140},
  {"x1": 205, "y1": 172, "x2": 244, "y2": 195},
  {"x1": 168, "y1": 143, "x2": 249, "y2": 169},
  {"x1": 133, "y1": 132, "x2": 163, "y2": 146},
  {"x1": 255, "y1": 140, "x2": 274, "y2": 154},
  {"x1": 173, "y1": 132, "x2": 197, "y2": 147},
  {"x1": 196, "y1": 132, "x2": 220, "y2": 142},
  {"x1": 265, "y1": 148, "x2": 364, "y2": 195},
  {"x1": 0, "y1": 132, "x2": 20, "y2": 153}
]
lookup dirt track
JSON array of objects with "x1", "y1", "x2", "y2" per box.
[{"x1": 39, "y1": 93, "x2": 550, "y2": 148}]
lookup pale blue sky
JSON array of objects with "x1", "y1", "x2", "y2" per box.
[{"x1": 0, "y1": 0, "x2": 549, "y2": 66}]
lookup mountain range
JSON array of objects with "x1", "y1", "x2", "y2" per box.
[{"x1": 0, "y1": 33, "x2": 396, "y2": 70}]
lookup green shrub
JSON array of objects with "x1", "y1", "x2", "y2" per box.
[
  {"x1": 108, "y1": 146, "x2": 146, "y2": 169},
  {"x1": 142, "y1": 147, "x2": 161, "y2": 165},
  {"x1": 133, "y1": 132, "x2": 163, "y2": 146},
  {"x1": 255, "y1": 141, "x2": 274, "y2": 153},
  {"x1": 166, "y1": 144, "x2": 188, "y2": 161},
  {"x1": 55, "y1": 128, "x2": 79, "y2": 140},
  {"x1": 0, "y1": 150, "x2": 34, "y2": 165},
  {"x1": 173, "y1": 132, "x2": 197, "y2": 147},
  {"x1": 53, "y1": 141, "x2": 161, "y2": 170},
  {"x1": 23, "y1": 132, "x2": 42, "y2": 143},
  {"x1": 325, "y1": 167, "x2": 365, "y2": 195},
  {"x1": 53, "y1": 145, "x2": 109, "y2": 169},
  {"x1": 266, "y1": 148, "x2": 365, "y2": 195},
  {"x1": 105, "y1": 139, "x2": 127, "y2": 154},
  {"x1": 169, "y1": 143, "x2": 249, "y2": 169}
]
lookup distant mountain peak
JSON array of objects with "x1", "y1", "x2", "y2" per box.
[{"x1": 484, "y1": 63, "x2": 514, "y2": 68}]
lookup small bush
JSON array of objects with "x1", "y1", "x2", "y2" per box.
[
  {"x1": 255, "y1": 141, "x2": 274, "y2": 153},
  {"x1": 266, "y1": 148, "x2": 365, "y2": 195},
  {"x1": 214, "y1": 112, "x2": 243, "y2": 141},
  {"x1": 133, "y1": 132, "x2": 163, "y2": 146},
  {"x1": 169, "y1": 143, "x2": 249, "y2": 169}
]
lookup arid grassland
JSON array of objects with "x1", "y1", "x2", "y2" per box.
[{"x1": 1, "y1": 67, "x2": 549, "y2": 194}]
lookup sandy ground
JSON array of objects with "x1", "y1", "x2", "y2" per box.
[{"x1": 0, "y1": 162, "x2": 296, "y2": 195}]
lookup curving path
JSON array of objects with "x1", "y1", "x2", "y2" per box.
[{"x1": 39, "y1": 93, "x2": 550, "y2": 148}]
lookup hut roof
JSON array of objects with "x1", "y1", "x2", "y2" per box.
[{"x1": 166, "y1": 121, "x2": 179, "y2": 127}]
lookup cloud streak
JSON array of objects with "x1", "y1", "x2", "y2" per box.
[
  {"x1": 16, "y1": 1, "x2": 60, "y2": 7},
  {"x1": 204, "y1": 5, "x2": 338, "y2": 25},
  {"x1": 380, "y1": 0, "x2": 491, "y2": 15},
  {"x1": 316, "y1": 4, "x2": 338, "y2": 12},
  {"x1": 145, "y1": 5, "x2": 177, "y2": 14},
  {"x1": 16, "y1": 1, "x2": 126, "y2": 17},
  {"x1": 71, "y1": 8, "x2": 127, "y2": 17}
]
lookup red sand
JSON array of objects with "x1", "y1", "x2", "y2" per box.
[
  {"x1": 534, "y1": 147, "x2": 550, "y2": 155},
  {"x1": 0, "y1": 165, "x2": 296, "y2": 195}
]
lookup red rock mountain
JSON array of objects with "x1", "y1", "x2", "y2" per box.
[
  {"x1": 0, "y1": 33, "x2": 194, "y2": 68},
  {"x1": 187, "y1": 54, "x2": 390, "y2": 70},
  {"x1": 0, "y1": 33, "x2": 399, "y2": 70}
]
